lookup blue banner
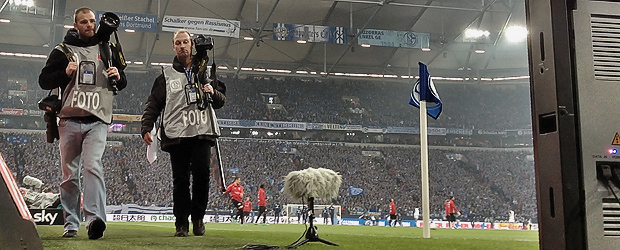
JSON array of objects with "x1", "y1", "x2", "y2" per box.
[
  {"x1": 96, "y1": 11, "x2": 157, "y2": 32},
  {"x1": 278, "y1": 144, "x2": 292, "y2": 153},
  {"x1": 216, "y1": 119, "x2": 532, "y2": 137},
  {"x1": 349, "y1": 185, "x2": 364, "y2": 196},
  {"x1": 217, "y1": 119, "x2": 306, "y2": 131},
  {"x1": 446, "y1": 128, "x2": 473, "y2": 135},
  {"x1": 273, "y1": 23, "x2": 347, "y2": 44},
  {"x1": 357, "y1": 29, "x2": 430, "y2": 49},
  {"x1": 386, "y1": 127, "x2": 418, "y2": 134},
  {"x1": 6, "y1": 136, "x2": 29, "y2": 144}
]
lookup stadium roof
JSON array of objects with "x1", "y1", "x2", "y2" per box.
[{"x1": 0, "y1": 0, "x2": 530, "y2": 80}]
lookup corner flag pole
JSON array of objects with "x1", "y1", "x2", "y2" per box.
[
  {"x1": 419, "y1": 100, "x2": 431, "y2": 238},
  {"x1": 409, "y1": 61, "x2": 441, "y2": 239}
]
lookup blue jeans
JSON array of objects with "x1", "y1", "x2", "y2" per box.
[{"x1": 58, "y1": 119, "x2": 107, "y2": 231}]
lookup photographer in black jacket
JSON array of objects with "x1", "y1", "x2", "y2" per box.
[
  {"x1": 38, "y1": 7, "x2": 126, "y2": 240},
  {"x1": 141, "y1": 29, "x2": 226, "y2": 237}
]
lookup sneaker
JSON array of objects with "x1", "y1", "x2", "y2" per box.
[
  {"x1": 62, "y1": 230, "x2": 77, "y2": 238},
  {"x1": 193, "y1": 220, "x2": 205, "y2": 236},
  {"x1": 174, "y1": 226, "x2": 188, "y2": 237},
  {"x1": 263, "y1": 223, "x2": 269, "y2": 226},
  {"x1": 87, "y1": 218, "x2": 106, "y2": 240},
  {"x1": 233, "y1": 219, "x2": 238, "y2": 223}
]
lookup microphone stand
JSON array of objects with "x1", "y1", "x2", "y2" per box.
[{"x1": 287, "y1": 197, "x2": 338, "y2": 248}]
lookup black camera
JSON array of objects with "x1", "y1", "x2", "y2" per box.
[
  {"x1": 193, "y1": 35, "x2": 213, "y2": 68},
  {"x1": 97, "y1": 12, "x2": 123, "y2": 95},
  {"x1": 38, "y1": 95, "x2": 61, "y2": 113},
  {"x1": 38, "y1": 95, "x2": 61, "y2": 143},
  {"x1": 190, "y1": 35, "x2": 214, "y2": 110},
  {"x1": 194, "y1": 35, "x2": 214, "y2": 54},
  {"x1": 97, "y1": 12, "x2": 120, "y2": 42}
]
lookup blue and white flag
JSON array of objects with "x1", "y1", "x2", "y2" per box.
[
  {"x1": 409, "y1": 62, "x2": 442, "y2": 119},
  {"x1": 349, "y1": 185, "x2": 364, "y2": 196}
]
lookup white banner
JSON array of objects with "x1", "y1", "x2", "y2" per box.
[
  {"x1": 8, "y1": 90, "x2": 26, "y2": 96},
  {"x1": 162, "y1": 15, "x2": 240, "y2": 38}
]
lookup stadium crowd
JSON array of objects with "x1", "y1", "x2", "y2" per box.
[
  {"x1": 0, "y1": 62, "x2": 532, "y2": 131},
  {"x1": 2, "y1": 131, "x2": 536, "y2": 223}
]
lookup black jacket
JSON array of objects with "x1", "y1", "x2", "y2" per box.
[
  {"x1": 141, "y1": 56, "x2": 226, "y2": 152},
  {"x1": 38, "y1": 29, "x2": 127, "y2": 92}
]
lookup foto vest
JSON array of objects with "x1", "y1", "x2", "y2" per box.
[
  {"x1": 57, "y1": 44, "x2": 114, "y2": 123},
  {"x1": 162, "y1": 66, "x2": 220, "y2": 139}
]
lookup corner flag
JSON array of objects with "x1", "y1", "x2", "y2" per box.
[{"x1": 409, "y1": 62, "x2": 442, "y2": 119}]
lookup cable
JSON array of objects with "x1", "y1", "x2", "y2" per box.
[
  {"x1": 242, "y1": 244, "x2": 280, "y2": 250},
  {"x1": 601, "y1": 165, "x2": 620, "y2": 205},
  {"x1": 286, "y1": 198, "x2": 308, "y2": 248},
  {"x1": 606, "y1": 182, "x2": 620, "y2": 205}
]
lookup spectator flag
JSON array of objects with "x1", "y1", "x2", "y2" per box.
[
  {"x1": 348, "y1": 185, "x2": 364, "y2": 196},
  {"x1": 409, "y1": 62, "x2": 442, "y2": 119}
]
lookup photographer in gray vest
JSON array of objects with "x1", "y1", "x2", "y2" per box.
[
  {"x1": 141, "y1": 29, "x2": 226, "y2": 237},
  {"x1": 38, "y1": 7, "x2": 126, "y2": 240}
]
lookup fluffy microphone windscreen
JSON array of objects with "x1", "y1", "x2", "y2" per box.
[{"x1": 284, "y1": 167, "x2": 342, "y2": 200}]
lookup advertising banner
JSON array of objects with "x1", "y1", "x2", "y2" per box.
[
  {"x1": 96, "y1": 11, "x2": 157, "y2": 32},
  {"x1": 273, "y1": 23, "x2": 348, "y2": 44},
  {"x1": 0, "y1": 108, "x2": 23, "y2": 116},
  {"x1": 31, "y1": 209, "x2": 64, "y2": 225},
  {"x1": 446, "y1": 128, "x2": 474, "y2": 135},
  {"x1": 217, "y1": 119, "x2": 306, "y2": 131},
  {"x1": 357, "y1": 29, "x2": 430, "y2": 49},
  {"x1": 163, "y1": 15, "x2": 240, "y2": 38},
  {"x1": 113, "y1": 114, "x2": 142, "y2": 122}
]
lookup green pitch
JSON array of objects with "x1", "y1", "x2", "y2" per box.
[{"x1": 37, "y1": 222, "x2": 539, "y2": 250}]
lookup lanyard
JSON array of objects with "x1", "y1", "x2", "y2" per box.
[{"x1": 183, "y1": 65, "x2": 194, "y2": 84}]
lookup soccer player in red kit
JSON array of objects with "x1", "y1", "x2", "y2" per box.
[
  {"x1": 389, "y1": 198, "x2": 397, "y2": 227},
  {"x1": 223, "y1": 177, "x2": 245, "y2": 224},
  {"x1": 445, "y1": 196, "x2": 460, "y2": 229},
  {"x1": 256, "y1": 184, "x2": 268, "y2": 225},
  {"x1": 243, "y1": 197, "x2": 252, "y2": 224}
]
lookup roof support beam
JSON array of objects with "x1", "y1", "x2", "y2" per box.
[
  {"x1": 49, "y1": 0, "x2": 67, "y2": 46},
  {"x1": 333, "y1": 0, "x2": 507, "y2": 12},
  {"x1": 299, "y1": 1, "x2": 339, "y2": 65},
  {"x1": 480, "y1": 0, "x2": 519, "y2": 77},
  {"x1": 137, "y1": 0, "x2": 155, "y2": 63},
  {"x1": 235, "y1": 0, "x2": 281, "y2": 76},
  {"x1": 145, "y1": 0, "x2": 171, "y2": 67},
  {"x1": 222, "y1": 0, "x2": 247, "y2": 57},
  {"x1": 326, "y1": 2, "x2": 384, "y2": 76},
  {"x1": 426, "y1": 0, "x2": 498, "y2": 66}
]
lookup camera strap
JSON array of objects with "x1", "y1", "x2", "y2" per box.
[
  {"x1": 111, "y1": 31, "x2": 127, "y2": 70},
  {"x1": 58, "y1": 43, "x2": 75, "y2": 62}
]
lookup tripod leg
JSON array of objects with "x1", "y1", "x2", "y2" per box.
[
  {"x1": 316, "y1": 237, "x2": 339, "y2": 246},
  {"x1": 287, "y1": 238, "x2": 310, "y2": 248}
]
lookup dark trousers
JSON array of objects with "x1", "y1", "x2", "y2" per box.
[
  {"x1": 257, "y1": 206, "x2": 267, "y2": 223},
  {"x1": 169, "y1": 139, "x2": 211, "y2": 229},
  {"x1": 231, "y1": 199, "x2": 244, "y2": 224},
  {"x1": 274, "y1": 211, "x2": 280, "y2": 223}
]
